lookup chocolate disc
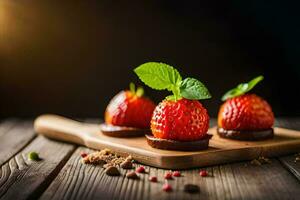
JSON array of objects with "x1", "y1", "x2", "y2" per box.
[
  {"x1": 100, "y1": 124, "x2": 151, "y2": 137},
  {"x1": 217, "y1": 127, "x2": 274, "y2": 141},
  {"x1": 145, "y1": 134, "x2": 212, "y2": 151}
]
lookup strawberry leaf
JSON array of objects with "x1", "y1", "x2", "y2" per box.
[
  {"x1": 221, "y1": 75, "x2": 264, "y2": 101},
  {"x1": 136, "y1": 86, "x2": 144, "y2": 97},
  {"x1": 129, "y1": 82, "x2": 135, "y2": 94}
]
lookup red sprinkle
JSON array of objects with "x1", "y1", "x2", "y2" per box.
[
  {"x1": 80, "y1": 152, "x2": 88, "y2": 158},
  {"x1": 172, "y1": 171, "x2": 181, "y2": 177},
  {"x1": 136, "y1": 166, "x2": 145, "y2": 173},
  {"x1": 162, "y1": 183, "x2": 172, "y2": 192},
  {"x1": 164, "y1": 172, "x2": 173, "y2": 179},
  {"x1": 149, "y1": 176, "x2": 157, "y2": 182},
  {"x1": 199, "y1": 170, "x2": 208, "y2": 177}
]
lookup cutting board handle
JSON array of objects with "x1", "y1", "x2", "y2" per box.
[{"x1": 34, "y1": 114, "x2": 89, "y2": 145}]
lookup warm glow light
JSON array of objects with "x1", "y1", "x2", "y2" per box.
[
  {"x1": 0, "y1": 1, "x2": 7, "y2": 33},
  {"x1": 0, "y1": 0, "x2": 13, "y2": 51},
  {"x1": 0, "y1": 1, "x2": 30, "y2": 54}
]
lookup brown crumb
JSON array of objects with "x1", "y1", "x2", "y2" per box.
[
  {"x1": 105, "y1": 166, "x2": 120, "y2": 176},
  {"x1": 120, "y1": 160, "x2": 133, "y2": 169},
  {"x1": 184, "y1": 184, "x2": 200, "y2": 193},
  {"x1": 250, "y1": 156, "x2": 271, "y2": 166},
  {"x1": 126, "y1": 171, "x2": 139, "y2": 179},
  {"x1": 82, "y1": 148, "x2": 134, "y2": 168},
  {"x1": 103, "y1": 163, "x2": 113, "y2": 169},
  {"x1": 125, "y1": 155, "x2": 133, "y2": 162}
]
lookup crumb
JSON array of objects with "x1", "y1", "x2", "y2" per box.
[
  {"x1": 120, "y1": 160, "x2": 133, "y2": 169},
  {"x1": 82, "y1": 148, "x2": 133, "y2": 167},
  {"x1": 136, "y1": 166, "x2": 146, "y2": 173},
  {"x1": 162, "y1": 183, "x2": 172, "y2": 192},
  {"x1": 164, "y1": 172, "x2": 173, "y2": 179},
  {"x1": 126, "y1": 171, "x2": 139, "y2": 179},
  {"x1": 250, "y1": 156, "x2": 271, "y2": 166},
  {"x1": 105, "y1": 166, "x2": 120, "y2": 176},
  {"x1": 184, "y1": 184, "x2": 200, "y2": 193},
  {"x1": 199, "y1": 170, "x2": 208, "y2": 177},
  {"x1": 149, "y1": 176, "x2": 157, "y2": 182},
  {"x1": 172, "y1": 171, "x2": 181, "y2": 177}
]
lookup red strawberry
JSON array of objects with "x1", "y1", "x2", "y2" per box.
[
  {"x1": 105, "y1": 88, "x2": 156, "y2": 129},
  {"x1": 134, "y1": 62, "x2": 212, "y2": 143},
  {"x1": 151, "y1": 98, "x2": 209, "y2": 141},
  {"x1": 218, "y1": 94, "x2": 274, "y2": 131}
]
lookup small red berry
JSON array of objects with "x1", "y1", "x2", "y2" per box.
[
  {"x1": 162, "y1": 183, "x2": 172, "y2": 192},
  {"x1": 80, "y1": 152, "x2": 88, "y2": 158},
  {"x1": 164, "y1": 172, "x2": 173, "y2": 179},
  {"x1": 199, "y1": 170, "x2": 208, "y2": 177},
  {"x1": 172, "y1": 171, "x2": 181, "y2": 177},
  {"x1": 149, "y1": 176, "x2": 157, "y2": 182},
  {"x1": 136, "y1": 166, "x2": 145, "y2": 173}
]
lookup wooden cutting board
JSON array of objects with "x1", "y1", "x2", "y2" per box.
[{"x1": 34, "y1": 114, "x2": 300, "y2": 169}]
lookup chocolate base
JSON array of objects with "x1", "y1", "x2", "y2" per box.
[
  {"x1": 145, "y1": 134, "x2": 212, "y2": 151},
  {"x1": 217, "y1": 127, "x2": 274, "y2": 141},
  {"x1": 100, "y1": 124, "x2": 151, "y2": 137}
]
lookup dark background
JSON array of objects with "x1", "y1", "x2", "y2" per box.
[{"x1": 1, "y1": 0, "x2": 299, "y2": 119}]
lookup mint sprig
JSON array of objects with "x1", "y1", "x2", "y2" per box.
[
  {"x1": 134, "y1": 62, "x2": 211, "y2": 101},
  {"x1": 221, "y1": 75, "x2": 264, "y2": 101}
]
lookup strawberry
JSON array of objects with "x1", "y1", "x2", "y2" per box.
[
  {"x1": 151, "y1": 98, "x2": 209, "y2": 141},
  {"x1": 134, "y1": 62, "x2": 212, "y2": 142},
  {"x1": 105, "y1": 84, "x2": 156, "y2": 129},
  {"x1": 218, "y1": 76, "x2": 274, "y2": 131},
  {"x1": 218, "y1": 94, "x2": 274, "y2": 130}
]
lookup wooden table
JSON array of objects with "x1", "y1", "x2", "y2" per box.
[{"x1": 0, "y1": 118, "x2": 299, "y2": 200}]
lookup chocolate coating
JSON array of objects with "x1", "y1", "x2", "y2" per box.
[
  {"x1": 100, "y1": 124, "x2": 151, "y2": 137},
  {"x1": 217, "y1": 127, "x2": 274, "y2": 141},
  {"x1": 145, "y1": 134, "x2": 212, "y2": 151}
]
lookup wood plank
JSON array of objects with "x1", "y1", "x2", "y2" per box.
[
  {"x1": 0, "y1": 136, "x2": 75, "y2": 200},
  {"x1": 279, "y1": 154, "x2": 300, "y2": 181},
  {"x1": 40, "y1": 146, "x2": 300, "y2": 200},
  {"x1": 0, "y1": 119, "x2": 18, "y2": 137},
  {"x1": 275, "y1": 118, "x2": 300, "y2": 181},
  {"x1": 34, "y1": 115, "x2": 300, "y2": 169},
  {"x1": 0, "y1": 121, "x2": 36, "y2": 166}
]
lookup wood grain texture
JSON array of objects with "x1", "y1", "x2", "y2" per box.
[
  {"x1": 34, "y1": 115, "x2": 300, "y2": 169},
  {"x1": 0, "y1": 121, "x2": 36, "y2": 166},
  {"x1": 41, "y1": 146, "x2": 300, "y2": 200},
  {"x1": 279, "y1": 154, "x2": 300, "y2": 181},
  {"x1": 275, "y1": 118, "x2": 300, "y2": 181},
  {"x1": 0, "y1": 119, "x2": 18, "y2": 137},
  {"x1": 0, "y1": 136, "x2": 75, "y2": 200},
  {"x1": 1, "y1": 118, "x2": 299, "y2": 200}
]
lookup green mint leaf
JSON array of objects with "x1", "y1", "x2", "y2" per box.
[
  {"x1": 221, "y1": 75, "x2": 264, "y2": 101},
  {"x1": 244, "y1": 75, "x2": 264, "y2": 92},
  {"x1": 179, "y1": 78, "x2": 211, "y2": 100},
  {"x1": 221, "y1": 88, "x2": 245, "y2": 101},
  {"x1": 134, "y1": 62, "x2": 182, "y2": 99}
]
